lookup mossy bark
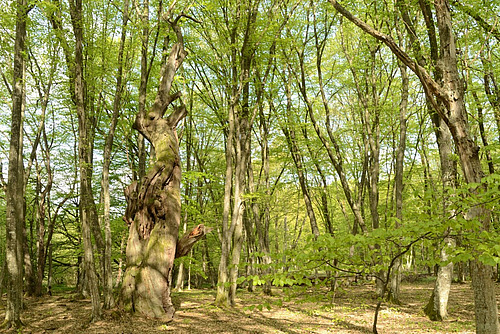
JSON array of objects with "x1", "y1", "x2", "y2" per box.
[
  {"x1": 120, "y1": 120, "x2": 181, "y2": 321},
  {"x1": 118, "y1": 19, "x2": 212, "y2": 320}
]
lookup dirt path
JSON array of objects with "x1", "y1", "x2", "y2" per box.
[{"x1": 0, "y1": 280, "x2": 484, "y2": 333}]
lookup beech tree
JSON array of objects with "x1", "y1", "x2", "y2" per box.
[
  {"x1": 120, "y1": 12, "x2": 210, "y2": 320},
  {"x1": 4, "y1": 0, "x2": 30, "y2": 329}
]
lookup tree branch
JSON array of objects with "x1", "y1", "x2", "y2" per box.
[
  {"x1": 451, "y1": 0, "x2": 500, "y2": 42},
  {"x1": 167, "y1": 100, "x2": 187, "y2": 127},
  {"x1": 151, "y1": 18, "x2": 188, "y2": 118},
  {"x1": 175, "y1": 224, "x2": 213, "y2": 258},
  {"x1": 328, "y1": 0, "x2": 450, "y2": 123}
]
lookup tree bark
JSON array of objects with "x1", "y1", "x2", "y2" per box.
[
  {"x1": 100, "y1": 0, "x2": 129, "y2": 310},
  {"x1": 4, "y1": 0, "x2": 28, "y2": 329},
  {"x1": 424, "y1": 236, "x2": 455, "y2": 320},
  {"x1": 215, "y1": 100, "x2": 234, "y2": 307},
  {"x1": 120, "y1": 17, "x2": 207, "y2": 321},
  {"x1": 389, "y1": 63, "x2": 409, "y2": 303},
  {"x1": 69, "y1": 0, "x2": 102, "y2": 322},
  {"x1": 434, "y1": 2, "x2": 498, "y2": 331},
  {"x1": 216, "y1": 1, "x2": 259, "y2": 306},
  {"x1": 396, "y1": 0, "x2": 457, "y2": 317}
]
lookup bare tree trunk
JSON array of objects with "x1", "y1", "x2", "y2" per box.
[
  {"x1": 136, "y1": 0, "x2": 150, "y2": 182},
  {"x1": 100, "y1": 0, "x2": 129, "y2": 310},
  {"x1": 481, "y1": 53, "x2": 500, "y2": 143},
  {"x1": 473, "y1": 92, "x2": 494, "y2": 174},
  {"x1": 258, "y1": 108, "x2": 273, "y2": 295},
  {"x1": 282, "y1": 73, "x2": 320, "y2": 239},
  {"x1": 175, "y1": 262, "x2": 185, "y2": 291},
  {"x1": 4, "y1": 0, "x2": 28, "y2": 328},
  {"x1": 24, "y1": 209, "x2": 34, "y2": 296},
  {"x1": 70, "y1": 0, "x2": 102, "y2": 321},
  {"x1": 47, "y1": 243, "x2": 53, "y2": 295},
  {"x1": 248, "y1": 121, "x2": 272, "y2": 294},
  {"x1": 216, "y1": 1, "x2": 257, "y2": 306},
  {"x1": 228, "y1": 127, "x2": 247, "y2": 305},
  {"x1": 389, "y1": 63, "x2": 409, "y2": 303},
  {"x1": 281, "y1": 120, "x2": 319, "y2": 239},
  {"x1": 175, "y1": 108, "x2": 194, "y2": 292},
  {"x1": 396, "y1": 0, "x2": 457, "y2": 316},
  {"x1": 115, "y1": 233, "x2": 126, "y2": 287},
  {"x1": 34, "y1": 155, "x2": 52, "y2": 297},
  {"x1": 425, "y1": 236, "x2": 455, "y2": 320},
  {"x1": 215, "y1": 100, "x2": 235, "y2": 307},
  {"x1": 424, "y1": 112, "x2": 456, "y2": 320}
]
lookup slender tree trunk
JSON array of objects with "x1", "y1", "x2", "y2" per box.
[
  {"x1": 34, "y1": 110, "x2": 52, "y2": 298},
  {"x1": 259, "y1": 112, "x2": 273, "y2": 295},
  {"x1": 228, "y1": 110, "x2": 250, "y2": 305},
  {"x1": 282, "y1": 74, "x2": 319, "y2": 239},
  {"x1": 245, "y1": 164, "x2": 258, "y2": 293},
  {"x1": 481, "y1": 44, "x2": 500, "y2": 143},
  {"x1": 4, "y1": 0, "x2": 28, "y2": 328},
  {"x1": 115, "y1": 232, "x2": 126, "y2": 287},
  {"x1": 389, "y1": 63, "x2": 408, "y2": 303},
  {"x1": 249, "y1": 116, "x2": 272, "y2": 294},
  {"x1": 301, "y1": 125, "x2": 333, "y2": 235},
  {"x1": 34, "y1": 163, "x2": 51, "y2": 297},
  {"x1": 175, "y1": 262, "x2": 185, "y2": 291},
  {"x1": 24, "y1": 50, "x2": 55, "y2": 297},
  {"x1": 175, "y1": 107, "x2": 194, "y2": 292},
  {"x1": 47, "y1": 243, "x2": 53, "y2": 295},
  {"x1": 281, "y1": 121, "x2": 319, "y2": 239},
  {"x1": 227, "y1": 4, "x2": 259, "y2": 306},
  {"x1": 215, "y1": 102, "x2": 235, "y2": 307},
  {"x1": 100, "y1": 0, "x2": 129, "y2": 310},
  {"x1": 473, "y1": 92, "x2": 494, "y2": 174},
  {"x1": 70, "y1": 0, "x2": 102, "y2": 321},
  {"x1": 137, "y1": 0, "x2": 150, "y2": 182}
]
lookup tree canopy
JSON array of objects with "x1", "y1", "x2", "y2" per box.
[{"x1": 0, "y1": 0, "x2": 499, "y2": 333}]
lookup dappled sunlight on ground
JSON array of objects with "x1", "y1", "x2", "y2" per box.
[{"x1": 0, "y1": 280, "x2": 490, "y2": 333}]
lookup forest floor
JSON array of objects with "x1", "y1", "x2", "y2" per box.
[{"x1": 0, "y1": 277, "x2": 492, "y2": 334}]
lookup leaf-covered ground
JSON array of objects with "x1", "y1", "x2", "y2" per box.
[{"x1": 0, "y1": 278, "x2": 491, "y2": 333}]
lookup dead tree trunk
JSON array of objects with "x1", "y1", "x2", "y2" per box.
[{"x1": 120, "y1": 17, "x2": 209, "y2": 321}]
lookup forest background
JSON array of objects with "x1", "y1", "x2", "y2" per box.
[{"x1": 1, "y1": 0, "x2": 500, "y2": 333}]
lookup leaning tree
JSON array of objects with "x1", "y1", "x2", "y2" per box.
[{"x1": 120, "y1": 15, "x2": 209, "y2": 321}]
